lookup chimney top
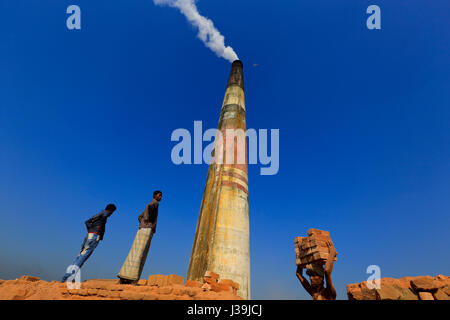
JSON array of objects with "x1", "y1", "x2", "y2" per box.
[
  {"x1": 227, "y1": 60, "x2": 244, "y2": 90},
  {"x1": 232, "y1": 60, "x2": 243, "y2": 68}
]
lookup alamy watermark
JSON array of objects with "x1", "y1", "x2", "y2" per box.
[
  {"x1": 65, "y1": 265, "x2": 81, "y2": 289},
  {"x1": 366, "y1": 265, "x2": 381, "y2": 289},
  {"x1": 366, "y1": 5, "x2": 381, "y2": 30},
  {"x1": 170, "y1": 121, "x2": 279, "y2": 176},
  {"x1": 66, "y1": 5, "x2": 81, "y2": 30}
]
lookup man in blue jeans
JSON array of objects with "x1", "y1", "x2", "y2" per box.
[{"x1": 61, "y1": 204, "x2": 117, "y2": 282}]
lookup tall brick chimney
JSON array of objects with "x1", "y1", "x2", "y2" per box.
[{"x1": 187, "y1": 60, "x2": 250, "y2": 299}]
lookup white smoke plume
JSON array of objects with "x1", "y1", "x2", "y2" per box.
[{"x1": 153, "y1": 0, "x2": 239, "y2": 63}]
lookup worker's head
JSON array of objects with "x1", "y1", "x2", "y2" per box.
[
  {"x1": 153, "y1": 190, "x2": 163, "y2": 201},
  {"x1": 306, "y1": 265, "x2": 325, "y2": 290},
  {"x1": 105, "y1": 204, "x2": 117, "y2": 214}
]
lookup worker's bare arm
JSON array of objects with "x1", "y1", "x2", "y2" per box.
[
  {"x1": 296, "y1": 265, "x2": 312, "y2": 295},
  {"x1": 324, "y1": 241, "x2": 337, "y2": 299}
]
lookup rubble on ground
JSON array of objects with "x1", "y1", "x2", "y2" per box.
[
  {"x1": 0, "y1": 273, "x2": 242, "y2": 300},
  {"x1": 347, "y1": 275, "x2": 450, "y2": 300}
]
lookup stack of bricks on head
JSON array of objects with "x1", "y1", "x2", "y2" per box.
[{"x1": 295, "y1": 228, "x2": 337, "y2": 268}]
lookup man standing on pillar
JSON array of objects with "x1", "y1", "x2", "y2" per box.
[{"x1": 117, "y1": 190, "x2": 162, "y2": 284}]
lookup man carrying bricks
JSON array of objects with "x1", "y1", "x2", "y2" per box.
[
  {"x1": 296, "y1": 240, "x2": 337, "y2": 300},
  {"x1": 117, "y1": 191, "x2": 162, "y2": 284}
]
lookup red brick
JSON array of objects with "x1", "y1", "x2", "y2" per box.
[
  {"x1": 137, "y1": 279, "x2": 147, "y2": 286},
  {"x1": 220, "y1": 279, "x2": 239, "y2": 290},
  {"x1": 204, "y1": 271, "x2": 219, "y2": 284},
  {"x1": 142, "y1": 293, "x2": 159, "y2": 300},
  {"x1": 204, "y1": 271, "x2": 220, "y2": 279},
  {"x1": 174, "y1": 295, "x2": 192, "y2": 300},
  {"x1": 418, "y1": 292, "x2": 434, "y2": 300},
  {"x1": 87, "y1": 289, "x2": 98, "y2": 296},
  {"x1": 107, "y1": 291, "x2": 120, "y2": 299},
  {"x1": 294, "y1": 237, "x2": 303, "y2": 244},
  {"x1": 155, "y1": 294, "x2": 173, "y2": 300},
  {"x1": 19, "y1": 276, "x2": 40, "y2": 282},
  {"x1": 99, "y1": 289, "x2": 112, "y2": 297},
  {"x1": 168, "y1": 274, "x2": 184, "y2": 285},
  {"x1": 410, "y1": 277, "x2": 441, "y2": 292},
  {"x1": 201, "y1": 283, "x2": 211, "y2": 291},
  {"x1": 147, "y1": 274, "x2": 184, "y2": 287},
  {"x1": 158, "y1": 286, "x2": 173, "y2": 295},
  {"x1": 307, "y1": 229, "x2": 330, "y2": 237},
  {"x1": 217, "y1": 283, "x2": 233, "y2": 293},
  {"x1": 210, "y1": 283, "x2": 222, "y2": 293},
  {"x1": 172, "y1": 285, "x2": 187, "y2": 296},
  {"x1": 433, "y1": 289, "x2": 450, "y2": 300},
  {"x1": 185, "y1": 280, "x2": 202, "y2": 288},
  {"x1": 75, "y1": 289, "x2": 89, "y2": 296},
  {"x1": 186, "y1": 287, "x2": 200, "y2": 297},
  {"x1": 119, "y1": 291, "x2": 144, "y2": 300}
]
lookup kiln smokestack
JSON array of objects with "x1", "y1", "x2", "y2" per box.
[{"x1": 187, "y1": 60, "x2": 250, "y2": 299}]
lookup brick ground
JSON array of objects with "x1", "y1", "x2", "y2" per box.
[{"x1": 0, "y1": 274, "x2": 243, "y2": 300}]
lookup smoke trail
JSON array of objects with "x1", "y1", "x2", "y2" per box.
[{"x1": 153, "y1": 0, "x2": 239, "y2": 63}]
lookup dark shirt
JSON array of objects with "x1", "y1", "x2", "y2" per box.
[
  {"x1": 138, "y1": 199, "x2": 159, "y2": 233},
  {"x1": 85, "y1": 210, "x2": 112, "y2": 240}
]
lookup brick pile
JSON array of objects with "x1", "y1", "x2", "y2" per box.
[
  {"x1": 189, "y1": 271, "x2": 240, "y2": 295},
  {"x1": 294, "y1": 228, "x2": 337, "y2": 267},
  {"x1": 347, "y1": 275, "x2": 450, "y2": 300},
  {"x1": 147, "y1": 274, "x2": 184, "y2": 286},
  {"x1": 0, "y1": 274, "x2": 243, "y2": 300}
]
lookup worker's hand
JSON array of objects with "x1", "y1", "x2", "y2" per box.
[
  {"x1": 296, "y1": 265, "x2": 303, "y2": 276},
  {"x1": 326, "y1": 240, "x2": 337, "y2": 257}
]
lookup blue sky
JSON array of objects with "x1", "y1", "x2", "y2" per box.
[{"x1": 0, "y1": 0, "x2": 449, "y2": 299}]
